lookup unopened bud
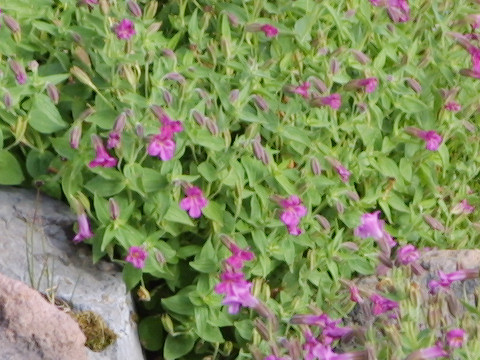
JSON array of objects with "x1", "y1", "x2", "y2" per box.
[
  {"x1": 161, "y1": 314, "x2": 174, "y2": 334},
  {"x1": 227, "y1": 12, "x2": 239, "y2": 27},
  {"x1": 74, "y1": 46, "x2": 92, "y2": 68},
  {"x1": 342, "y1": 242, "x2": 359, "y2": 251},
  {"x1": 137, "y1": 286, "x2": 151, "y2": 301},
  {"x1": 427, "y1": 303, "x2": 440, "y2": 329},
  {"x1": 70, "y1": 125, "x2": 82, "y2": 149},
  {"x1": 163, "y1": 89, "x2": 173, "y2": 106},
  {"x1": 99, "y1": 0, "x2": 110, "y2": 15},
  {"x1": 252, "y1": 94, "x2": 268, "y2": 112},
  {"x1": 206, "y1": 119, "x2": 219, "y2": 135},
  {"x1": 78, "y1": 107, "x2": 95, "y2": 121},
  {"x1": 147, "y1": 22, "x2": 162, "y2": 34},
  {"x1": 253, "y1": 318, "x2": 269, "y2": 340},
  {"x1": 309, "y1": 77, "x2": 328, "y2": 93},
  {"x1": 161, "y1": 48, "x2": 176, "y2": 59},
  {"x1": 462, "y1": 120, "x2": 476, "y2": 133},
  {"x1": 405, "y1": 78, "x2": 422, "y2": 93},
  {"x1": 423, "y1": 214, "x2": 445, "y2": 232},
  {"x1": 135, "y1": 123, "x2": 144, "y2": 138},
  {"x1": 352, "y1": 49, "x2": 370, "y2": 64},
  {"x1": 72, "y1": 32, "x2": 83, "y2": 44},
  {"x1": 109, "y1": 198, "x2": 120, "y2": 220},
  {"x1": 28, "y1": 60, "x2": 39, "y2": 72},
  {"x1": 346, "y1": 190, "x2": 360, "y2": 202},
  {"x1": 127, "y1": 0, "x2": 142, "y2": 17},
  {"x1": 192, "y1": 110, "x2": 206, "y2": 126},
  {"x1": 229, "y1": 89, "x2": 240, "y2": 102},
  {"x1": 315, "y1": 215, "x2": 331, "y2": 231},
  {"x1": 336, "y1": 201, "x2": 345, "y2": 214},
  {"x1": 3, "y1": 92, "x2": 12, "y2": 109},
  {"x1": 9, "y1": 60, "x2": 27, "y2": 85},
  {"x1": 310, "y1": 157, "x2": 321, "y2": 175},
  {"x1": 4, "y1": 15, "x2": 20, "y2": 34},
  {"x1": 330, "y1": 58, "x2": 341, "y2": 74},
  {"x1": 144, "y1": 0, "x2": 158, "y2": 19},
  {"x1": 155, "y1": 250, "x2": 166, "y2": 265},
  {"x1": 70, "y1": 66, "x2": 95, "y2": 88},
  {"x1": 164, "y1": 72, "x2": 185, "y2": 84},
  {"x1": 222, "y1": 341, "x2": 233, "y2": 356},
  {"x1": 46, "y1": 83, "x2": 60, "y2": 104}
]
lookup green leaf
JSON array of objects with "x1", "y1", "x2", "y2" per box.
[
  {"x1": 0, "y1": 151, "x2": 24, "y2": 185},
  {"x1": 85, "y1": 176, "x2": 125, "y2": 197},
  {"x1": 162, "y1": 288, "x2": 195, "y2": 316},
  {"x1": 194, "y1": 307, "x2": 224, "y2": 343},
  {"x1": 138, "y1": 316, "x2": 164, "y2": 352},
  {"x1": 28, "y1": 94, "x2": 67, "y2": 133},
  {"x1": 122, "y1": 264, "x2": 142, "y2": 291},
  {"x1": 202, "y1": 201, "x2": 224, "y2": 225},
  {"x1": 164, "y1": 334, "x2": 195, "y2": 360},
  {"x1": 164, "y1": 202, "x2": 195, "y2": 226},
  {"x1": 26, "y1": 150, "x2": 55, "y2": 178}
]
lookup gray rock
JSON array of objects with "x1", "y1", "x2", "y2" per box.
[{"x1": 0, "y1": 187, "x2": 145, "y2": 360}]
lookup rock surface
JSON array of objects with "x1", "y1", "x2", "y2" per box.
[
  {"x1": 0, "y1": 187, "x2": 145, "y2": 360},
  {"x1": 0, "y1": 273, "x2": 87, "y2": 360}
]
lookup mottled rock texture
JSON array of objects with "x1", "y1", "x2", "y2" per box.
[{"x1": 0, "y1": 187, "x2": 144, "y2": 360}]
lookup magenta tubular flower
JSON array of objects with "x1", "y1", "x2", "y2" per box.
[
  {"x1": 386, "y1": 0, "x2": 410, "y2": 23},
  {"x1": 115, "y1": 19, "x2": 136, "y2": 40},
  {"x1": 429, "y1": 269, "x2": 480, "y2": 293},
  {"x1": 180, "y1": 186, "x2": 208, "y2": 218},
  {"x1": 355, "y1": 211, "x2": 385, "y2": 240},
  {"x1": 325, "y1": 157, "x2": 351, "y2": 182},
  {"x1": 451, "y1": 199, "x2": 475, "y2": 215},
  {"x1": 214, "y1": 269, "x2": 259, "y2": 314},
  {"x1": 88, "y1": 134, "x2": 118, "y2": 168},
  {"x1": 446, "y1": 328, "x2": 466, "y2": 349},
  {"x1": 107, "y1": 112, "x2": 127, "y2": 149},
  {"x1": 73, "y1": 213, "x2": 94, "y2": 243},
  {"x1": 225, "y1": 242, "x2": 255, "y2": 270},
  {"x1": 147, "y1": 129, "x2": 176, "y2": 161},
  {"x1": 9, "y1": 60, "x2": 27, "y2": 85},
  {"x1": 293, "y1": 82, "x2": 311, "y2": 98},
  {"x1": 278, "y1": 195, "x2": 307, "y2": 236},
  {"x1": 358, "y1": 77, "x2": 378, "y2": 93},
  {"x1": 312, "y1": 93, "x2": 342, "y2": 110},
  {"x1": 260, "y1": 24, "x2": 279, "y2": 37},
  {"x1": 349, "y1": 285, "x2": 364, "y2": 303},
  {"x1": 370, "y1": 294, "x2": 399, "y2": 315},
  {"x1": 444, "y1": 101, "x2": 461, "y2": 112},
  {"x1": 405, "y1": 343, "x2": 448, "y2": 360},
  {"x1": 396, "y1": 244, "x2": 420, "y2": 265},
  {"x1": 126, "y1": 246, "x2": 148, "y2": 269},
  {"x1": 405, "y1": 127, "x2": 443, "y2": 151}
]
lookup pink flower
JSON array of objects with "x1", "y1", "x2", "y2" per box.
[
  {"x1": 115, "y1": 19, "x2": 136, "y2": 40},
  {"x1": 277, "y1": 195, "x2": 307, "y2": 235},
  {"x1": 9, "y1": 60, "x2": 27, "y2": 85},
  {"x1": 126, "y1": 246, "x2": 148, "y2": 269},
  {"x1": 147, "y1": 130, "x2": 176, "y2": 161},
  {"x1": 370, "y1": 294, "x2": 399, "y2": 315},
  {"x1": 264, "y1": 356, "x2": 288, "y2": 360},
  {"x1": 349, "y1": 285, "x2": 364, "y2": 303},
  {"x1": 107, "y1": 113, "x2": 127, "y2": 149},
  {"x1": 369, "y1": 0, "x2": 383, "y2": 5},
  {"x1": 83, "y1": 0, "x2": 99, "y2": 4},
  {"x1": 355, "y1": 211, "x2": 385, "y2": 240},
  {"x1": 444, "y1": 101, "x2": 461, "y2": 112},
  {"x1": 293, "y1": 82, "x2": 311, "y2": 98},
  {"x1": 387, "y1": 0, "x2": 410, "y2": 23},
  {"x1": 405, "y1": 343, "x2": 448, "y2": 360},
  {"x1": 88, "y1": 134, "x2": 118, "y2": 168},
  {"x1": 451, "y1": 199, "x2": 475, "y2": 215},
  {"x1": 215, "y1": 269, "x2": 259, "y2": 314},
  {"x1": 446, "y1": 328, "x2": 466, "y2": 349},
  {"x1": 73, "y1": 213, "x2": 94, "y2": 243},
  {"x1": 180, "y1": 186, "x2": 208, "y2": 218},
  {"x1": 223, "y1": 239, "x2": 255, "y2": 270},
  {"x1": 260, "y1": 24, "x2": 279, "y2": 37},
  {"x1": 312, "y1": 93, "x2": 342, "y2": 110},
  {"x1": 405, "y1": 127, "x2": 443, "y2": 151},
  {"x1": 429, "y1": 269, "x2": 480, "y2": 293},
  {"x1": 358, "y1": 77, "x2": 378, "y2": 93},
  {"x1": 396, "y1": 244, "x2": 420, "y2": 265},
  {"x1": 325, "y1": 157, "x2": 351, "y2": 182}
]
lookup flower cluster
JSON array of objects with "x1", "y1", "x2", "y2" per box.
[
  {"x1": 275, "y1": 195, "x2": 307, "y2": 235},
  {"x1": 369, "y1": 0, "x2": 410, "y2": 23},
  {"x1": 147, "y1": 106, "x2": 183, "y2": 161}
]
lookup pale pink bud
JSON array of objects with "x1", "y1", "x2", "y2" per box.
[
  {"x1": 229, "y1": 89, "x2": 240, "y2": 102},
  {"x1": 109, "y1": 198, "x2": 120, "y2": 220},
  {"x1": 310, "y1": 157, "x2": 322, "y2": 175},
  {"x1": 127, "y1": 0, "x2": 143, "y2": 17},
  {"x1": 28, "y1": 60, "x2": 39, "y2": 72},
  {"x1": 206, "y1": 118, "x2": 219, "y2": 135},
  {"x1": 352, "y1": 49, "x2": 371, "y2": 64},
  {"x1": 3, "y1": 92, "x2": 12, "y2": 109},
  {"x1": 309, "y1": 77, "x2": 328, "y2": 93},
  {"x1": 46, "y1": 83, "x2": 60, "y2": 104},
  {"x1": 330, "y1": 58, "x2": 341, "y2": 74},
  {"x1": 4, "y1": 15, "x2": 20, "y2": 33},
  {"x1": 405, "y1": 78, "x2": 422, "y2": 93},
  {"x1": 163, "y1": 89, "x2": 173, "y2": 106},
  {"x1": 192, "y1": 110, "x2": 206, "y2": 126},
  {"x1": 315, "y1": 215, "x2": 331, "y2": 231},
  {"x1": 253, "y1": 95, "x2": 269, "y2": 111},
  {"x1": 227, "y1": 12, "x2": 239, "y2": 27},
  {"x1": 161, "y1": 48, "x2": 176, "y2": 59},
  {"x1": 164, "y1": 72, "x2": 185, "y2": 84},
  {"x1": 423, "y1": 214, "x2": 445, "y2": 231},
  {"x1": 70, "y1": 126, "x2": 82, "y2": 149}
]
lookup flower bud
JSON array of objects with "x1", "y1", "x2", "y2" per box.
[
  {"x1": 3, "y1": 92, "x2": 12, "y2": 109},
  {"x1": 352, "y1": 49, "x2": 371, "y2": 64},
  {"x1": 137, "y1": 286, "x2": 151, "y2": 301},
  {"x1": 4, "y1": 15, "x2": 20, "y2": 34},
  {"x1": 147, "y1": 22, "x2": 162, "y2": 34},
  {"x1": 206, "y1": 118, "x2": 219, "y2": 136},
  {"x1": 72, "y1": 32, "x2": 83, "y2": 44},
  {"x1": 336, "y1": 201, "x2": 345, "y2": 214},
  {"x1": 135, "y1": 123, "x2": 145, "y2": 138},
  {"x1": 222, "y1": 342, "x2": 233, "y2": 356},
  {"x1": 164, "y1": 72, "x2": 185, "y2": 84},
  {"x1": 46, "y1": 83, "x2": 60, "y2": 104},
  {"x1": 127, "y1": 0, "x2": 142, "y2": 17},
  {"x1": 310, "y1": 157, "x2": 321, "y2": 175},
  {"x1": 74, "y1": 46, "x2": 92, "y2": 68},
  {"x1": 70, "y1": 66, "x2": 95, "y2": 88},
  {"x1": 253, "y1": 318, "x2": 269, "y2": 340},
  {"x1": 144, "y1": 0, "x2": 158, "y2": 19},
  {"x1": 109, "y1": 198, "x2": 120, "y2": 220},
  {"x1": 78, "y1": 107, "x2": 95, "y2": 121},
  {"x1": 192, "y1": 110, "x2": 206, "y2": 126},
  {"x1": 163, "y1": 89, "x2": 173, "y2": 106},
  {"x1": 252, "y1": 94, "x2": 268, "y2": 111},
  {"x1": 405, "y1": 78, "x2": 422, "y2": 93},
  {"x1": 330, "y1": 58, "x2": 340, "y2": 74},
  {"x1": 161, "y1": 314, "x2": 174, "y2": 334},
  {"x1": 28, "y1": 60, "x2": 39, "y2": 72},
  {"x1": 309, "y1": 77, "x2": 328, "y2": 93},
  {"x1": 70, "y1": 125, "x2": 82, "y2": 149},
  {"x1": 423, "y1": 214, "x2": 445, "y2": 232},
  {"x1": 155, "y1": 249, "x2": 166, "y2": 265},
  {"x1": 229, "y1": 89, "x2": 240, "y2": 103},
  {"x1": 161, "y1": 48, "x2": 176, "y2": 59},
  {"x1": 315, "y1": 215, "x2": 331, "y2": 231},
  {"x1": 227, "y1": 12, "x2": 239, "y2": 27},
  {"x1": 99, "y1": 0, "x2": 110, "y2": 15}
]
